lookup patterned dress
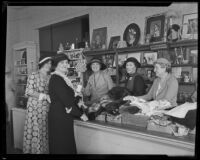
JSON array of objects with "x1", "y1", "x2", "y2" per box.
[{"x1": 23, "y1": 71, "x2": 50, "y2": 154}]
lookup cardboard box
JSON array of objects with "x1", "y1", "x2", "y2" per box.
[
  {"x1": 147, "y1": 121, "x2": 173, "y2": 134},
  {"x1": 121, "y1": 113, "x2": 149, "y2": 128},
  {"x1": 95, "y1": 113, "x2": 106, "y2": 122},
  {"x1": 106, "y1": 114, "x2": 122, "y2": 124}
]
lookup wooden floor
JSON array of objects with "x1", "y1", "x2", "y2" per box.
[{"x1": 6, "y1": 122, "x2": 23, "y2": 154}]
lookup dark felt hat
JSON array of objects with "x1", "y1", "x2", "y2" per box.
[
  {"x1": 86, "y1": 57, "x2": 107, "y2": 71},
  {"x1": 53, "y1": 53, "x2": 70, "y2": 67},
  {"x1": 123, "y1": 57, "x2": 141, "y2": 68}
]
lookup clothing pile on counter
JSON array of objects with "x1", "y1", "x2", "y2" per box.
[{"x1": 82, "y1": 86, "x2": 130, "y2": 120}]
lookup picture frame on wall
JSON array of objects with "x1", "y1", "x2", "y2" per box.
[
  {"x1": 144, "y1": 13, "x2": 167, "y2": 44},
  {"x1": 143, "y1": 52, "x2": 157, "y2": 65},
  {"x1": 108, "y1": 36, "x2": 121, "y2": 49},
  {"x1": 123, "y1": 23, "x2": 141, "y2": 47},
  {"x1": 182, "y1": 13, "x2": 198, "y2": 40},
  {"x1": 91, "y1": 27, "x2": 107, "y2": 50}
]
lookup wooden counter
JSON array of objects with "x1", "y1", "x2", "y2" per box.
[{"x1": 74, "y1": 120, "x2": 195, "y2": 155}]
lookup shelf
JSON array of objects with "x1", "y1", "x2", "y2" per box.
[
  {"x1": 171, "y1": 64, "x2": 198, "y2": 68},
  {"x1": 16, "y1": 74, "x2": 28, "y2": 76},
  {"x1": 16, "y1": 83, "x2": 27, "y2": 86},
  {"x1": 17, "y1": 95, "x2": 27, "y2": 98},
  {"x1": 15, "y1": 64, "x2": 27, "y2": 67},
  {"x1": 169, "y1": 39, "x2": 198, "y2": 48},
  {"x1": 140, "y1": 64, "x2": 198, "y2": 68},
  {"x1": 179, "y1": 82, "x2": 196, "y2": 85},
  {"x1": 83, "y1": 39, "x2": 197, "y2": 56}
]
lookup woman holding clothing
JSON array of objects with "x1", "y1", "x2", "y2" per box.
[
  {"x1": 48, "y1": 53, "x2": 88, "y2": 154},
  {"x1": 134, "y1": 58, "x2": 178, "y2": 108}
]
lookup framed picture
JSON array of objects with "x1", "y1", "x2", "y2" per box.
[
  {"x1": 144, "y1": 13, "x2": 167, "y2": 43},
  {"x1": 123, "y1": 23, "x2": 141, "y2": 47},
  {"x1": 143, "y1": 52, "x2": 157, "y2": 65},
  {"x1": 182, "y1": 13, "x2": 198, "y2": 39},
  {"x1": 108, "y1": 36, "x2": 120, "y2": 49},
  {"x1": 91, "y1": 27, "x2": 107, "y2": 50}
]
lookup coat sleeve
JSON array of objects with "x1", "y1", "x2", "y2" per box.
[
  {"x1": 49, "y1": 75, "x2": 82, "y2": 118},
  {"x1": 132, "y1": 75, "x2": 146, "y2": 96}
]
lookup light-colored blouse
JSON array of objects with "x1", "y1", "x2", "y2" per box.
[
  {"x1": 139, "y1": 74, "x2": 178, "y2": 107},
  {"x1": 83, "y1": 70, "x2": 114, "y2": 103}
]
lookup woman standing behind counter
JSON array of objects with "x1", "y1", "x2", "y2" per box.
[
  {"x1": 122, "y1": 57, "x2": 146, "y2": 96},
  {"x1": 138, "y1": 58, "x2": 178, "y2": 107},
  {"x1": 83, "y1": 57, "x2": 114, "y2": 105},
  {"x1": 48, "y1": 53, "x2": 88, "y2": 154}
]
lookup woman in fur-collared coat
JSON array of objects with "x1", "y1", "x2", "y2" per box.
[{"x1": 48, "y1": 53, "x2": 88, "y2": 154}]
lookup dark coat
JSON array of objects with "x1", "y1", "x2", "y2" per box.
[
  {"x1": 48, "y1": 74, "x2": 82, "y2": 154},
  {"x1": 125, "y1": 73, "x2": 146, "y2": 96}
]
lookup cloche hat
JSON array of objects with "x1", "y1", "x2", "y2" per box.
[
  {"x1": 53, "y1": 53, "x2": 70, "y2": 67},
  {"x1": 123, "y1": 57, "x2": 141, "y2": 68},
  {"x1": 86, "y1": 57, "x2": 107, "y2": 71},
  {"x1": 154, "y1": 58, "x2": 171, "y2": 67},
  {"x1": 38, "y1": 55, "x2": 53, "y2": 69}
]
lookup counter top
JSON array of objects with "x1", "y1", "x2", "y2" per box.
[{"x1": 74, "y1": 119, "x2": 195, "y2": 150}]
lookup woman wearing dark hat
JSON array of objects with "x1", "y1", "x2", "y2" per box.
[
  {"x1": 48, "y1": 53, "x2": 88, "y2": 154},
  {"x1": 23, "y1": 55, "x2": 52, "y2": 154},
  {"x1": 83, "y1": 57, "x2": 114, "y2": 104},
  {"x1": 122, "y1": 57, "x2": 146, "y2": 96},
  {"x1": 125, "y1": 58, "x2": 178, "y2": 109}
]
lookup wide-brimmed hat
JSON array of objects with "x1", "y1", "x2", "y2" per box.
[
  {"x1": 86, "y1": 57, "x2": 107, "y2": 71},
  {"x1": 154, "y1": 58, "x2": 171, "y2": 67},
  {"x1": 123, "y1": 57, "x2": 141, "y2": 68},
  {"x1": 38, "y1": 55, "x2": 53, "y2": 68},
  {"x1": 53, "y1": 53, "x2": 70, "y2": 67}
]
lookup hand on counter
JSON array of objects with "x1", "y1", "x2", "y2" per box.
[{"x1": 80, "y1": 113, "x2": 88, "y2": 121}]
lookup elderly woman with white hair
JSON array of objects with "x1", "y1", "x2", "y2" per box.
[{"x1": 125, "y1": 58, "x2": 179, "y2": 108}]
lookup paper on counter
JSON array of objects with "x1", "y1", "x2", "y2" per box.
[{"x1": 164, "y1": 102, "x2": 197, "y2": 118}]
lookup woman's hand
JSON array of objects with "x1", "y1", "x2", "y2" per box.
[{"x1": 80, "y1": 113, "x2": 88, "y2": 121}]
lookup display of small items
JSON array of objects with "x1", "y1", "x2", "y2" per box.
[
  {"x1": 67, "y1": 68, "x2": 78, "y2": 77},
  {"x1": 18, "y1": 67, "x2": 27, "y2": 74},
  {"x1": 177, "y1": 92, "x2": 193, "y2": 104},
  {"x1": 17, "y1": 76, "x2": 28, "y2": 84},
  {"x1": 18, "y1": 96, "x2": 28, "y2": 108},
  {"x1": 102, "y1": 54, "x2": 114, "y2": 68},
  {"x1": 181, "y1": 71, "x2": 192, "y2": 83}
]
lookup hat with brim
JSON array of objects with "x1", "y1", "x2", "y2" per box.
[
  {"x1": 154, "y1": 58, "x2": 171, "y2": 67},
  {"x1": 123, "y1": 57, "x2": 141, "y2": 68},
  {"x1": 39, "y1": 56, "x2": 52, "y2": 64},
  {"x1": 53, "y1": 53, "x2": 70, "y2": 67},
  {"x1": 86, "y1": 57, "x2": 107, "y2": 71}
]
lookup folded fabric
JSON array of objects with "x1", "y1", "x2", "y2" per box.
[{"x1": 164, "y1": 102, "x2": 197, "y2": 118}]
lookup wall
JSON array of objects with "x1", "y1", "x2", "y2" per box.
[{"x1": 6, "y1": 3, "x2": 198, "y2": 70}]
